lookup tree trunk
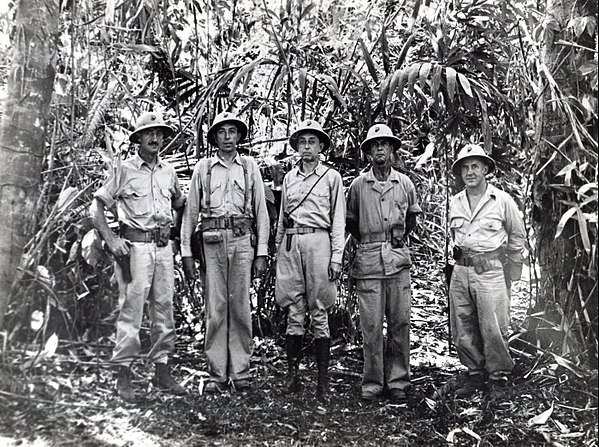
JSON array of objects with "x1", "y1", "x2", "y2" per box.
[
  {"x1": 532, "y1": 0, "x2": 598, "y2": 362},
  {"x1": 0, "y1": 0, "x2": 58, "y2": 330}
]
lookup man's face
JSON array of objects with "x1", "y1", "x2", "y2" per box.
[
  {"x1": 138, "y1": 128, "x2": 165, "y2": 157},
  {"x1": 296, "y1": 132, "x2": 323, "y2": 164},
  {"x1": 215, "y1": 123, "x2": 241, "y2": 153},
  {"x1": 460, "y1": 158, "x2": 489, "y2": 188},
  {"x1": 369, "y1": 139, "x2": 393, "y2": 165}
]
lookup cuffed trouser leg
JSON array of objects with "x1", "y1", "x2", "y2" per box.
[{"x1": 449, "y1": 262, "x2": 513, "y2": 379}]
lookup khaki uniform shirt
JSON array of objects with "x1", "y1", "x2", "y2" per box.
[
  {"x1": 181, "y1": 153, "x2": 270, "y2": 257},
  {"x1": 449, "y1": 184, "x2": 526, "y2": 253},
  {"x1": 346, "y1": 168, "x2": 422, "y2": 279},
  {"x1": 275, "y1": 162, "x2": 346, "y2": 264},
  {"x1": 94, "y1": 153, "x2": 185, "y2": 230}
]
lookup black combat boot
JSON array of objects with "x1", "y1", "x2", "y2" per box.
[
  {"x1": 115, "y1": 365, "x2": 137, "y2": 401},
  {"x1": 315, "y1": 338, "x2": 331, "y2": 398},
  {"x1": 286, "y1": 335, "x2": 303, "y2": 393},
  {"x1": 152, "y1": 363, "x2": 187, "y2": 396}
]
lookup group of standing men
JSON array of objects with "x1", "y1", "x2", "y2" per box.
[{"x1": 90, "y1": 107, "x2": 526, "y2": 403}]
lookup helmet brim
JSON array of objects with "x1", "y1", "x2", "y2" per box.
[
  {"x1": 360, "y1": 135, "x2": 402, "y2": 154},
  {"x1": 451, "y1": 155, "x2": 496, "y2": 176},
  {"x1": 289, "y1": 128, "x2": 331, "y2": 151},
  {"x1": 129, "y1": 124, "x2": 174, "y2": 144},
  {"x1": 207, "y1": 118, "x2": 248, "y2": 147}
]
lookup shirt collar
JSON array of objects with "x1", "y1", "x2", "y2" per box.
[
  {"x1": 365, "y1": 167, "x2": 400, "y2": 183},
  {"x1": 211, "y1": 152, "x2": 242, "y2": 168},
  {"x1": 295, "y1": 161, "x2": 325, "y2": 178},
  {"x1": 132, "y1": 152, "x2": 164, "y2": 169}
]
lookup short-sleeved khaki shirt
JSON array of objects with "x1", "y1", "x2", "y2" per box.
[{"x1": 94, "y1": 153, "x2": 184, "y2": 231}]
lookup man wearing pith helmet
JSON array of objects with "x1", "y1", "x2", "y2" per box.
[
  {"x1": 448, "y1": 143, "x2": 525, "y2": 397},
  {"x1": 346, "y1": 123, "x2": 421, "y2": 403},
  {"x1": 180, "y1": 111, "x2": 270, "y2": 393},
  {"x1": 90, "y1": 109, "x2": 187, "y2": 400},
  {"x1": 274, "y1": 119, "x2": 345, "y2": 399}
]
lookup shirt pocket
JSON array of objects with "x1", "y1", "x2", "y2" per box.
[
  {"x1": 206, "y1": 181, "x2": 224, "y2": 208},
  {"x1": 157, "y1": 187, "x2": 173, "y2": 212},
  {"x1": 232, "y1": 179, "x2": 247, "y2": 208},
  {"x1": 450, "y1": 217, "x2": 467, "y2": 242},
  {"x1": 479, "y1": 216, "x2": 503, "y2": 240},
  {"x1": 121, "y1": 184, "x2": 151, "y2": 216}
]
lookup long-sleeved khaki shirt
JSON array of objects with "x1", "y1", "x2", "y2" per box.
[
  {"x1": 449, "y1": 184, "x2": 526, "y2": 254},
  {"x1": 275, "y1": 162, "x2": 346, "y2": 264},
  {"x1": 180, "y1": 153, "x2": 270, "y2": 257},
  {"x1": 93, "y1": 153, "x2": 185, "y2": 231}
]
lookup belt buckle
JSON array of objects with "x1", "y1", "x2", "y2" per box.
[
  {"x1": 152, "y1": 228, "x2": 160, "y2": 243},
  {"x1": 463, "y1": 256, "x2": 472, "y2": 266}
]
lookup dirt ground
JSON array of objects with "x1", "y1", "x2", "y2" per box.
[{"x1": 0, "y1": 271, "x2": 597, "y2": 446}]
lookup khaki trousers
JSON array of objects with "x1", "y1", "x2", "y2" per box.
[
  {"x1": 112, "y1": 242, "x2": 176, "y2": 365},
  {"x1": 357, "y1": 269, "x2": 412, "y2": 394},
  {"x1": 449, "y1": 261, "x2": 514, "y2": 379},
  {"x1": 203, "y1": 230, "x2": 253, "y2": 384}
]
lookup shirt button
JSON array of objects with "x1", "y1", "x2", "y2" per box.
[
  {"x1": 381, "y1": 198, "x2": 385, "y2": 201},
  {"x1": 384, "y1": 218, "x2": 388, "y2": 221}
]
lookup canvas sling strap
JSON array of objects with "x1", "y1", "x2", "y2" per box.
[{"x1": 283, "y1": 166, "x2": 331, "y2": 251}]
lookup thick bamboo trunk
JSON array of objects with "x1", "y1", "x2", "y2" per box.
[{"x1": 0, "y1": 0, "x2": 58, "y2": 329}]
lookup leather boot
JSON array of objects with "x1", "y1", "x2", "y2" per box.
[
  {"x1": 152, "y1": 363, "x2": 187, "y2": 396},
  {"x1": 315, "y1": 338, "x2": 330, "y2": 398},
  {"x1": 286, "y1": 335, "x2": 303, "y2": 393},
  {"x1": 115, "y1": 365, "x2": 137, "y2": 401}
]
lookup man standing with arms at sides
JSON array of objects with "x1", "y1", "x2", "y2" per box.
[
  {"x1": 90, "y1": 109, "x2": 187, "y2": 401},
  {"x1": 275, "y1": 120, "x2": 345, "y2": 399},
  {"x1": 346, "y1": 124, "x2": 421, "y2": 403},
  {"x1": 180, "y1": 112, "x2": 269, "y2": 393},
  {"x1": 448, "y1": 144, "x2": 526, "y2": 397}
]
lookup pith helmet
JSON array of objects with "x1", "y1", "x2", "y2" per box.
[
  {"x1": 289, "y1": 119, "x2": 331, "y2": 151},
  {"x1": 451, "y1": 144, "x2": 496, "y2": 176},
  {"x1": 207, "y1": 112, "x2": 248, "y2": 146},
  {"x1": 129, "y1": 111, "x2": 174, "y2": 144},
  {"x1": 360, "y1": 124, "x2": 402, "y2": 153}
]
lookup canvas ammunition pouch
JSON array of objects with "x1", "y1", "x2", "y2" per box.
[
  {"x1": 121, "y1": 225, "x2": 171, "y2": 247},
  {"x1": 454, "y1": 247, "x2": 505, "y2": 274},
  {"x1": 360, "y1": 223, "x2": 405, "y2": 248}
]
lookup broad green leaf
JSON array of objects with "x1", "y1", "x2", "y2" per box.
[
  {"x1": 430, "y1": 64, "x2": 443, "y2": 100},
  {"x1": 319, "y1": 74, "x2": 347, "y2": 109},
  {"x1": 388, "y1": 69, "x2": 401, "y2": 101},
  {"x1": 406, "y1": 64, "x2": 419, "y2": 97},
  {"x1": 419, "y1": 62, "x2": 432, "y2": 89},
  {"x1": 445, "y1": 67, "x2": 457, "y2": 103},
  {"x1": 379, "y1": 76, "x2": 391, "y2": 106},
  {"x1": 359, "y1": 38, "x2": 379, "y2": 83},
  {"x1": 395, "y1": 34, "x2": 416, "y2": 70},
  {"x1": 457, "y1": 72, "x2": 473, "y2": 97},
  {"x1": 576, "y1": 207, "x2": 591, "y2": 254},
  {"x1": 555, "y1": 206, "x2": 578, "y2": 239},
  {"x1": 577, "y1": 182, "x2": 597, "y2": 199},
  {"x1": 397, "y1": 68, "x2": 409, "y2": 100},
  {"x1": 381, "y1": 25, "x2": 390, "y2": 75},
  {"x1": 57, "y1": 186, "x2": 79, "y2": 211},
  {"x1": 528, "y1": 404, "x2": 553, "y2": 426}
]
